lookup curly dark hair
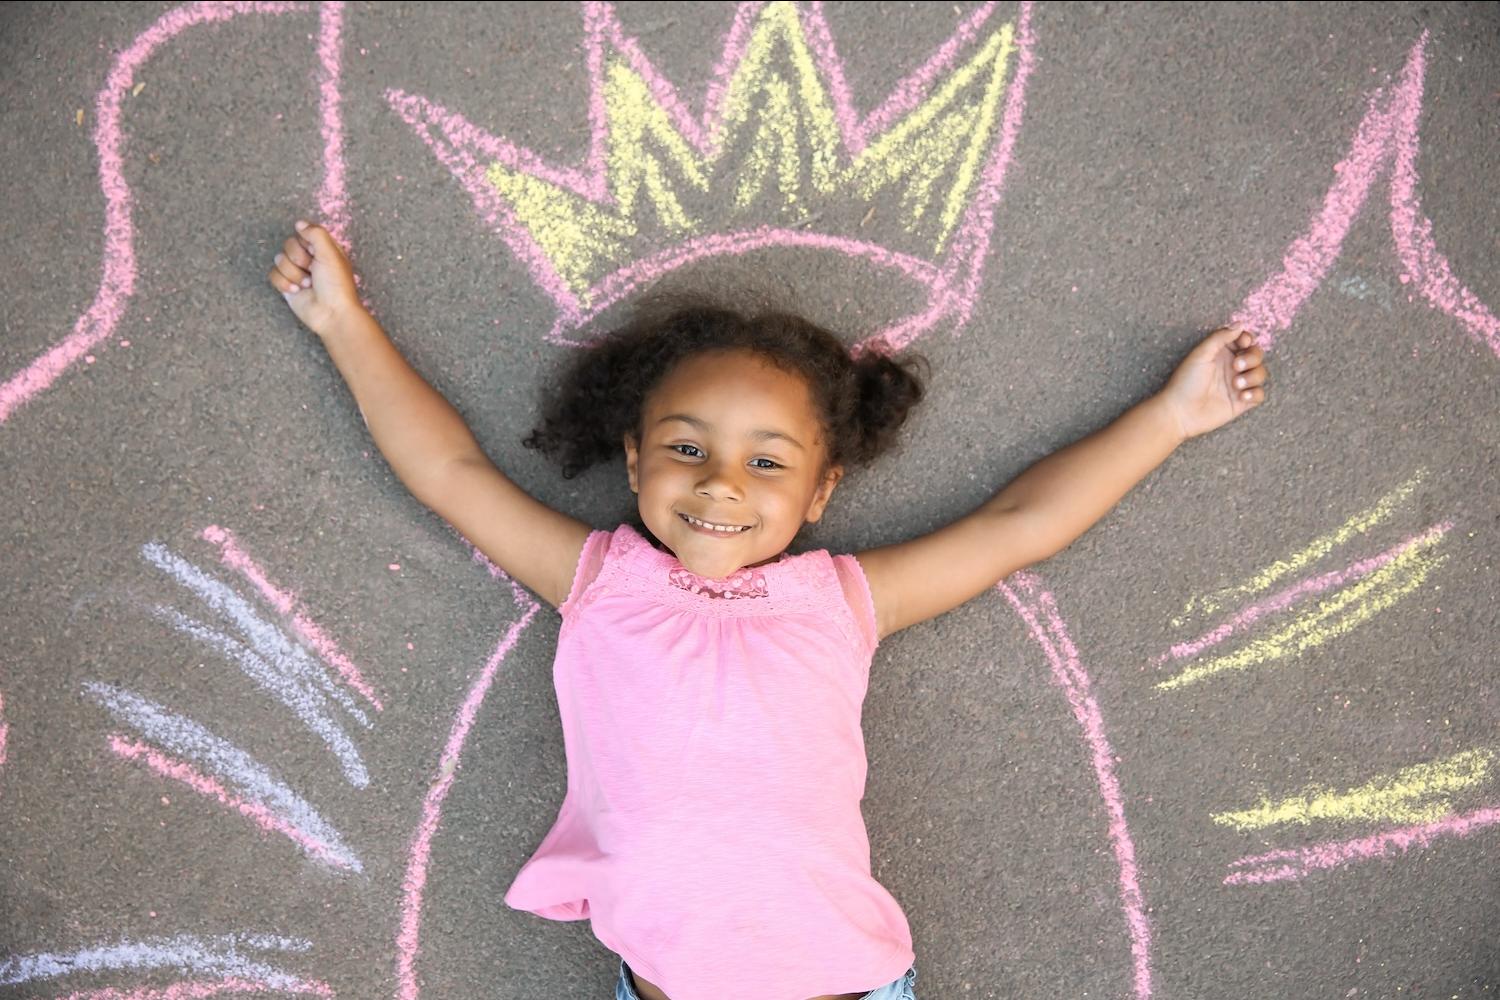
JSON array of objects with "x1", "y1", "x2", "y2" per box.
[{"x1": 521, "y1": 288, "x2": 931, "y2": 485}]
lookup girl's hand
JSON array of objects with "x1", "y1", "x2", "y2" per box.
[
  {"x1": 1159, "y1": 324, "x2": 1269, "y2": 441},
  {"x1": 268, "y1": 219, "x2": 364, "y2": 338}
]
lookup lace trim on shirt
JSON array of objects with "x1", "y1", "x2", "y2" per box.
[
  {"x1": 604, "y1": 522, "x2": 861, "y2": 626},
  {"x1": 666, "y1": 564, "x2": 771, "y2": 599}
]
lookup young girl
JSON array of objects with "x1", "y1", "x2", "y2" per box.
[{"x1": 270, "y1": 220, "x2": 1268, "y2": 1000}]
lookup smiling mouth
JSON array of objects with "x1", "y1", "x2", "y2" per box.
[{"x1": 679, "y1": 512, "x2": 752, "y2": 534}]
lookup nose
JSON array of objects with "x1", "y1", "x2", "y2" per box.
[{"x1": 695, "y1": 459, "x2": 744, "y2": 502}]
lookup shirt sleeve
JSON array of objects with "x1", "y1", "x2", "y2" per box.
[
  {"x1": 830, "y1": 553, "x2": 880, "y2": 659},
  {"x1": 558, "y1": 527, "x2": 614, "y2": 619}
]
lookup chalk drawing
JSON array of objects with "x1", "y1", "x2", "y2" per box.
[
  {"x1": 201, "y1": 524, "x2": 384, "y2": 713},
  {"x1": 1155, "y1": 526, "x2": 1448, "y2": 693},
  {"x1": 0, "y1": 2, "x2": 310, "y2": 427},
  {"x1": 0, "y1": 689, "x2": 7, "y2": 781},
  {"x1": 395, "y1": 573, "x2": 542, "y2": 1000},
  {"x1": 6, "y1": 5, "x2": 1492, "y2": 1000},
  {"x1": 0, "y1": 933, "x2": 324, "y2": 991},
  {"x1": 47, "y1": 977, "x2": 333, "y2": 1000},
  {"x1": 313, "y1": 1, "x2": 352, "y2": 250},
  {"x1": 104, "y1": 733, "x2": 347, "y2": 871},
  {"x1": 140, "y1": 540, "x2": 371, "y2": 786},
  {"x1": 1168, "y1": 470, "x2": 1429, "y2": 630},
  {"x1": 995, "y1": 570, "x2": 1152, "y2": 1000},
  {"x1": 1232, "y1": 31, "x2": 1498, "y2": 358},
  {"x1": 1151, "y1": 482, "x2": 1457, "y2": 693},
  {"x1": 1154, "y1": 521, "x2": 1453, "y2": 679},
  {"x1": 1213, "y1": 747, "x2": 1496, "y2": 831},
  {"x1": 387, "y1": 1, "x2": 1038, "y2": 354},
  {"x1": 1144, "y1": 467, "x2": 1491, "y2": 886},
  {"x1": 83, "y1": 682, "x2": 362, "y2": 873},
  {"x1": 1225, "y1": 802, "x2": 1500, "y2": 886}
]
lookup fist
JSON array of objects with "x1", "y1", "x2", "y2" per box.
[
  {"x1": 1160, "y1": 325, "x2": 1269, "y2": 441},
  {"x1": 268, "y1": 219, "x2": 363, "y2": 337}
]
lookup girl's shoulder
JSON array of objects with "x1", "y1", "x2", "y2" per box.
[
  {"x1": 829, "y1": 552, "x2": 880, "y2": 658},
  {"x1": 556, "y1": 523, "x2": 626, "y2": 618},
  {"x1": 556, "y1": 522, "x2": 667, "y2": 618}
]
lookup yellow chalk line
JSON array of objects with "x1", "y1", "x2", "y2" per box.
[
  {"x1": 846, "y1": 24, "x2": 1014, "y2": 253},
  {"x1": 1169, "y1": 469, "x2": 1427, "y2": 629},
  {"x1": 604, "y1": 58, "x2": 708, "y2": 228},
  {"x1": 481, "y1": 2, "x2": 1016, "y2": 295},
  {"x1": 483, "y1": 161, "x2": 637, "y2": 300},
  {"x1": 935, "y1": 24, "x2": 1014, "y2": 251},
  {"x1": 1156, "y1": 533, "x2": 1447, "y2": 692},
  {"x1": 1212, "y1": 748, "x2": 1495, "y2": 831}
]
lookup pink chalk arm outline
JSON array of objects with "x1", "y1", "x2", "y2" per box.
[
  {"x1": 1233, "y1": 30, "x2": 1498, "y2": 359},
  {"x1": 0, "y1": 2, "x2": 314, "y2": 427},
  {"x1": 998, "y1": 572, "x2": 1154, "y2": 1000}
]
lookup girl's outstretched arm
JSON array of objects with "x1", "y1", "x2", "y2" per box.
[
  {"x1": 855, "y1": 326, "x2": 1267, "y2": 641},
  {"x1": 271, "y1": 220, "x2": 590, "y2": 610},
  {"x1": 271, "y1": 220, "x2": 481, "y2": 491}
]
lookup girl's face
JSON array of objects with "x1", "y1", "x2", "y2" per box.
[{"x1": 623, "y1": 348, "x2": 844, "y2": 580}]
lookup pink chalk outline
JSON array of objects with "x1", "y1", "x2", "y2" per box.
[
  {"x1": 385, "y1": 0, "x2": 1038, "y2": 356},
  {"x1": 394, "y1": 584, "x2": 542, "y2": 1000},
  {"x1": 1150, "y1": 520, "x2": 1454, "y2": 669},
  {"x1": 313, "y1": 1, "x2": 352, "y2": 249},
  {"x1": 998, "y1": 571, "x2": 1153, "y2": 1000},
  {"x1": 200, "y1": 523, "x2": 384, "y2": 712},
  {"x1": 0, "y1": 2, "x2": 311, "y2": 427},
  {"x1": 107, "y1": 734, "x2": 357, "y2": 871},
  {"x1": 1225, "y1": 802, "x2": 1500, "y2": 886},
  {"x1": 1233, "y1": 31, "x2": 1498, "y2": 358}
]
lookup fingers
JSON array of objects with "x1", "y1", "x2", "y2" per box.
[
  {"x1": 293, "y1": 219, "x2": 343, "y2": 263},
  {"x1": 269, "y1": 223, "x2": 319, "y2": 296},
  {"x1": 269, "y1": 257, "x2": 303, "y2": 294},
  {"x1": 1221, "y1": 325, "x2": 1267, "y2": 405},
  {"x1": 1232, "y1": 364, "x2": 1267, "y2": 390},
  {"x1": 271, "y1": 251, "x2": 310, "y2": 291},
  {"x1": 1199, "y1": 324, "x2": 1255, "y2": 366},
  {"x1": 1225, "y1": 327, "x2": 1254, "y2": 350},
  {"x1": 282, "y1": 233, "x2": 313, "y2": 270},
  {"x1": 1230, "y1": 349, "x2": 1267, "y2": 404}
]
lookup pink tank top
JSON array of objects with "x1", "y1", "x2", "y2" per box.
[{"x1": 504, "y1": 522, "x2": 915, "y2": 999}]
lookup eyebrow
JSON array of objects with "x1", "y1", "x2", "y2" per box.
[{"x1": 656, "y1": 413, "x2": 806, "y2": 452}]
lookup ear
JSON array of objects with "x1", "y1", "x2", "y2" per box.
[
  {"x1": 804, "y1": 463, "x2": 845, "y2": 523},
  {"x1": 623, "y1": 431, "x2": 640, "y2": 494}
]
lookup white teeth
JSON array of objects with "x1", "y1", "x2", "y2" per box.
[{"x1": 683, "y1": 514, "x2": 747, "y2": 533}]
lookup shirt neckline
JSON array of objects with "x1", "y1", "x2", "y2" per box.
[{"x1": 617, "y1": 522, "x2": 799, "y2": 600}]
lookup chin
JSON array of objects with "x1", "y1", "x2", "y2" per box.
[{"x1": 678, "y1": 552, "x2": 742, "y2": 576}]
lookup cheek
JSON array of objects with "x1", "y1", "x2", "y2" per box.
[{"x1": 638, "y1": 464, "x2": 687, "y2": 497}]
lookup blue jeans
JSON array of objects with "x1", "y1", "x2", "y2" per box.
[{"x1": 614, "y1": 957, "x2": 918, "y2": 999}]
